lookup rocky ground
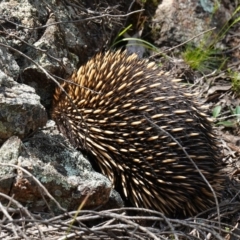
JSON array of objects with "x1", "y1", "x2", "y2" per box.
[{"x1": 0, "y1": 0, "x2": 240, "y2": 239}]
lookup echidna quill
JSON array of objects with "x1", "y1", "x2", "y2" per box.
[{"x1": 51, "y1": 50, "x2": 224, "y2": 217}]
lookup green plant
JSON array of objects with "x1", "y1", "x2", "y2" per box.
[
  {"x1": 64, "y1": 194, "x2": 90, "y2": 239},
  {"x1": 182, "y1": 43, "x2": 224, "y2": 72},
  {"x1": 111, "y1": 24, "x2": 159, "y2": 53},
  {"x1": 216, "y1": 5, "x2": 240, "y2": 42},
  {"x1": 212, "y1": 105, "x2": 222, "y2": 118},
  {"x1": 182, "y1": 5, "x2": 240, "y2": 73},
  {"x1": 212, "y1": 105, "x2": 240, "y2": 127},
  {"x1": 229, "y1": 70, "x2": 240, "y2": 95}
]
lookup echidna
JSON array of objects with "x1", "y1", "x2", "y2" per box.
[{"x1": 51, "y1": 50, "x2": 224, "y2": 217}]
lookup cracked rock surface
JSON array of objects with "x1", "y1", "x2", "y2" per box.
[
  {"x1": 0, "y1": 0, "x2": 127, "y2": 213},
  {"x1": 0, "y1": 70, "x2": 47, "y2": 144},
  {"x1": 0, "y1": 122, "x2": 123, "y2": 213}
]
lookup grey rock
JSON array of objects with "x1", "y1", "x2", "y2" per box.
[
  {"x1": 0, "y1": 122, "x2": 123, "y2": 214},
  {"x1": 0, "y1": 39, "x2": 20, "y2": 79},
  {"x1": 0, "y1": 0, "x2": 129, "y2": 214},
  {"x1": 0, "y1": 71, "x2": 47, "y2": 144},
  {"x1": 151, "y1": 0, "x2": 233, "y2": 46},
  {"x1": 0, "y1": 0, "x2": 125, "y2": 107}
]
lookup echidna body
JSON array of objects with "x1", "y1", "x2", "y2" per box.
[{"x1": 51, "y1": 50, "x2": 224, "y2": 216}]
